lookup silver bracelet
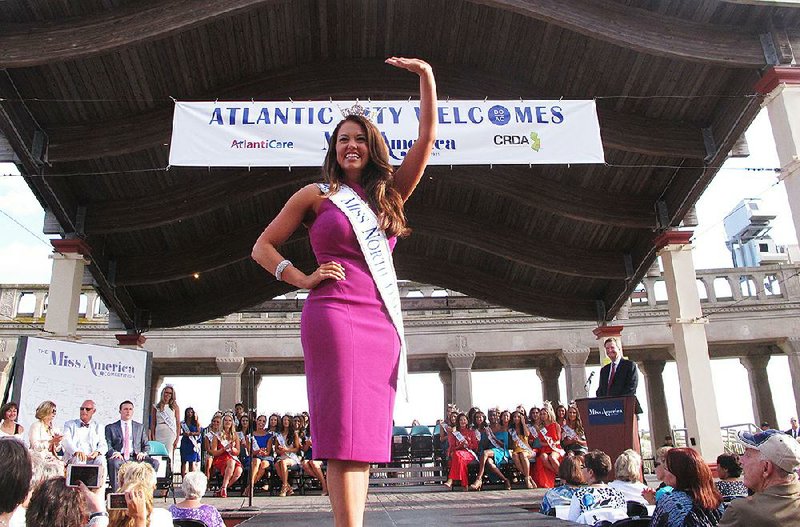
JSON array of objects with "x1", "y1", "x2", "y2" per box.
[{"x1": 275, "y1": 259, "x2": 292, "y2": 281}]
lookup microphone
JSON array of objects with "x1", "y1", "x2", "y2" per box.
[{"x1": 587, "y1": 371, "x2": 595, "y2": 381}]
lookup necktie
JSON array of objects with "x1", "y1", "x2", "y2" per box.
[
  {"x1": 608, "y1": 362, "x2": 617, "y2": 391},
  {"x1": 80, "y1": 422, "x2": 90, "y2": 428},
  {"x1": 123, "y1": 423, "x2": 131, "y2": 460}
]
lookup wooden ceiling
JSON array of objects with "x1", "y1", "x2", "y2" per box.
[{"x1": 2, "y1": 0, "x2": 798, "y2": 329}]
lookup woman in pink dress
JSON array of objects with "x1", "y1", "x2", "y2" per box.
[
  {"x1": 252, "y1": 57, "x2": 436, "y2": 526},
  {"x1": 444, "y1": 413, "x2": 479, "y2": 491}
]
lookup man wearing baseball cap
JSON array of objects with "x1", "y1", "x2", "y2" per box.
[{"x1": 719, "y1": 429, "x2": 800, "y2": 526}]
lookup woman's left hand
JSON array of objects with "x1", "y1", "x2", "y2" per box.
[{"x1": 385, "y1": 57, "x2": 433, "y2": 77}]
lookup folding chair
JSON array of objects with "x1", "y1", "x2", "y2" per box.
[
  {"x1": 391, "y1": 426, "x2": 411, "y2": 463},
  {"x1": 148, "y1": 440, "x2": 176, "y2": 503},
  {"x1": 410, "y1": 425, "x2": 434, "y2": 463},
  {"x1": 172, "y1": 520, "x2": 208, "y2": 527}
]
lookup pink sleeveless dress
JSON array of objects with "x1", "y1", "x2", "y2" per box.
[{"x1": 300, "y1": 183, "x2": 400, "y2": 463}]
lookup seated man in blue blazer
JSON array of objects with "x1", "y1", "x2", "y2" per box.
[
  {"x1": 595, "y1": 337, "x2": 643, "y2": 414},
  {"x1": 105, "y1": 400, "x2": 159, "y2": 491}
]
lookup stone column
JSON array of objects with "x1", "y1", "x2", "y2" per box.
[
  {"x1": 447, "y1": 337, "x2": 475, "y2": 412},
  {"x1": 537, "y1": 361, "x2": 563, "y2": 405},
  {"x1": 559, "y1": 347, "x2": 590, "y2": 402},
  {"x1": 0, "y1": 339, "x2": 12, "y2": 400},
  {"x1": 44, "y1": 239, "x2": 90, "y2": 336},
  {"x1": 656, "y1": 230, "x2": 723, "y2": 458},
  {"x1": 216, "y1": 356, "x2": 245, "y2": 412},
  {"x1": 756, "y1": 68, "x2": 800, "y2": 245},
  {"x1": 740, "y1": 355, "x2": 778, "y2": 428},
  {"x1": 438, "y1": 370, "x2": 452, "y2": 417},
  {"x1": 777, "y1": 337, "x2": 800, "y2": 420},
  {"x1": 33, "y1": 290, "x2": 47, "y2": 318},
  {"x1": 640, "y1": 359, "x2": 671, "y2": 455}
]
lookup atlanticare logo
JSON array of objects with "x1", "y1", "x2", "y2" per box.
[
  {"x1": 493, "y1": 132, "x2": 541, "y2": 151},
  {"x1": 41, "y1": 349, "x2": 136, "y2": 379},
  {"x1": 230, "y1": 139, "x2": 294, "y2": 149}
]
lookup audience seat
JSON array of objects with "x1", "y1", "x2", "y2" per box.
[
  {"x1": 391, "y1": 426, "x2": 412, "y2": 463},
  {"x1": 172, "y1": 519, "x2": 209, "y2": 527},
  {"x1": 409, "y1": 426, "x2": 434, "y2": 462},
  {"x1": 147, "y1": 440, "x2": 176, "y2": 503},
  {"x1": 626, "y1": 501, "x2": 648, "y2": 518}
]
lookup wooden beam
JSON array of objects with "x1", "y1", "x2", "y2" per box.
[
  {"x1": 45, "y1": 60, "x2": 708, "y2": 162},
  {"x1": 0, "y1": 0, "x2": 274, "y2": 68},
  {"x1": 470, "y1": 0, "x2": 766, "y2": 67}
]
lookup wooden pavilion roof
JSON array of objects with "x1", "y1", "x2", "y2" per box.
[{"x1": 1, "y1": 0, "x2": 798, "y2": 330}]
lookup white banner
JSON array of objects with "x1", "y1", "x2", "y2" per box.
[
  {"x1": 168, "y1": 100, "x2": 604, "y2": 167},
  {"x1": 13, "y1": 337, "x2": 151, "y2": 430}
]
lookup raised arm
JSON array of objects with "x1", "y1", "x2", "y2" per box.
[
  {"x1": 251, "y1": 184, "x2": 345, "y2": 289},
  {"x1": 385, "y1": 57, "x2": 437, "y2": 201}
]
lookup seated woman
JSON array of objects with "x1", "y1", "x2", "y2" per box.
[
  {"x1": 439, "y1": 411, "x2": 458, "y2": 461},
  {"x1": 643, "y1": 446, "x2": 674, "y2": 505},
  {"x1": 443, "y1": 413, "x2": 479, "y2": 491},
  {"x1": 168, "y1": 471, "x2": 224, "y2": 527},
  {"x1": 250, "y1": 414, "x2": 274, "y2": 492},
  {"x1": 555, "y1": 404, "x2": 567, "y2": 428},
  {"x1": 469, "y1": 409, "x2": 511, "y2": 491},
  {"x1": 236, "y1": 414, "x2": 252, "y2": 495},
  {"x1": 267, "y1": 414, "x2": 301, "y2": 497},
  {"x1": 561, "y1": 405, "x2": 587, "y2": 456},
  {"x1": 715, "y1": 453, "x2": 748, "y2": 502},
  {"x1": 210, "y1": 413, "x2": 243, "y2": 498},
  {"x1": 650, "y1": 448, "x2": 723, "y2": 526},
  {"x1": 300, "y1": 421, "x2": 328, "y2": 496},
  {"x1": 509, "y1": 410, "x2": 536, "y2": 489},
  {"x1": 0, "y1": 402, "x2": 26, "y2": 443},
  {"x1": 532, "y1": 402, "x2": 564, "y2": 488},
  {"x1": 608, "y1": 449, "x2": 649, "y2": 504},
  {"x1": 567, "y1": 450, "x2": 627, "y2": 523},
  {"x1": 540, "y1": 454, "x2": 586, "y2": 515},
  {"x1": 203, "y1": 413, "x2": 222, "y2": 479},
  {"x1": 28, "y1": 400, "x2": 64, "y2": 467}
]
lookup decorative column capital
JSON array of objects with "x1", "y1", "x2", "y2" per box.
[
  {"x1": 52, "y1": 238, "x2": 91, "y2": 257},
  {"x1": 755, "y1": 66, "x2": 800, "y2": 95},
  {"x1": 593, "y1": 325, "x2": 624, "y2": 340},
  {"x1": 654, "y1": 230, "x2": 694, "y2": 251},
  {"x1": 778, "y1": 337, "x2": 800, "y2": 356},
  {"x1": 115, "y1": 332, "x2": 146, "y2": 347},
  {"x1": 740, "y1": 354, "x2": 771, "y2": 372},
  {"x1": 216, "y1": 356, "x2": 246, "y2": 375},
  {"x1": 536, "y1": 361, "x2": 563, "y2": 379},
  {"x1": 559, "y1": 347, "x2": 591, "y2": 367},
  {"x1": 447, "y1": 351, "x2": 476, "y2": 371},
  {"x1": 639, "y1": 359, "x2": 666, "y2": 377}
]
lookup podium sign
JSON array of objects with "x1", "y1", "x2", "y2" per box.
[{"x1": 576, "y1": 396, "x2": 641, "y2": 480}]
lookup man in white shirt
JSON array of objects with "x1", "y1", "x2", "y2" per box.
[
  {"x1": 105, "y1": 400, "x2": 158, "y2": 492},
  {"x1": 62, "y1": 400, "x2": 107, "y2": 466}
]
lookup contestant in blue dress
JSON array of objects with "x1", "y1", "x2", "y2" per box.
[
  {"x1": 469, "y1": 408, "x2": 512, "y2": 491},
  {"x1": 180, "y1": 407, "x2": 202, "y2": 476}
]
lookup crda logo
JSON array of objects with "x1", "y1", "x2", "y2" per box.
[{"x1": 493, "y1": 131, "x2": 541, "y2": 151}]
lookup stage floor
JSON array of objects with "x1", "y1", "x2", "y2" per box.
[{"x1": 158, "y1": 485, "x2": 580, "y2": 526}]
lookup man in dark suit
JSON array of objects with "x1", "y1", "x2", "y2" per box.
[
  {"x1": 105, "y1": 400, "x2": 159, "y2": 491},
  {"x1": 595, "y1": 337, "x2": 642, "y2": 414},
  {"x1": 786, "y1": 417, "x2": 799, "y2": 439}
]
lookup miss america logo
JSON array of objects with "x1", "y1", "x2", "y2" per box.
[{"x1": 41, "y1": 349, "x2": 136, "y2": 379}]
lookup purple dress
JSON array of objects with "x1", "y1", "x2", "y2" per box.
[
  {"x1": 168, "y1": 504, "x2": 224, "y2": 527},
  {"x1": 301, "y1": 183, "x2": 400, "y2": 463}
]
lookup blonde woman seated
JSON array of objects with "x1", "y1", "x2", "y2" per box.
[
  {"x1": 28, "y1": 400, "x2": 64, "y2": 467},
  {"x1": 203, "y1": 413, "x2": 222, "y2": 479},
  {"x1": 266, "y1": 414, "x2": 301, "y2": 497},
  {"x1": 509, "y1": 410, "x2": 536, "y2": 488},
  {"x1": 532, "y1": 402, "x2": 565, "y2": 488},
  {"x1": 444, "y1": 413, "x2": 479, "y2": 491},
  {"x1": 111, "y1": 462, "x2": 173, "y2": 527},
  {"x1": 300, "y1": 421, "x2": 329, "y2": 496},
  {"x1": 209, "y1": 413, "x2": 243, "y2": 497},
  {"x1": 168, "y1": 471, "x2": 224, "y2": 527},
  {"x1": 608, "y1": 449, "x2": 649, "y2": 504}
]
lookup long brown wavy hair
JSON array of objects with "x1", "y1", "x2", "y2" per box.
[{"x1": 322, "y1": 115, "x2": 410, "y2": 238}]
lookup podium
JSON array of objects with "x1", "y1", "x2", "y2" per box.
[{"x1": 575, "y1": 396, "x2": 640, "y2": 479}]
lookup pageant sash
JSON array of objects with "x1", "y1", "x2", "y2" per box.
[
  {"x1": 538, "y1": 425, "x2": 566, "y2": 455},
  {"x1": 485, "y1": 426, "x2": 504, "y2": 450},
  {"x1": 510, "y1": 429, "x2": 534, "y2": 455},
  {"x1": 453, "y1": 430, "x2": 478, "y2": 460},
  {"x1": 181, "y1": 422, "x2": 200, "y2": 454},
  {"x1": 321, "y1": 183, "x2": 409, "y2": 400}
]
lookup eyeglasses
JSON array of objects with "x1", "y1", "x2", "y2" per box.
[
  {"x1": 80, "y1": 407, "x2": 95, "y2": 411},
  {"x1": 654, "y1": 462, "x2": 661, "y2": 467}
]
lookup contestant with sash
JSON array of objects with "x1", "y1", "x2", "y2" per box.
[
  {"x1": 209, "y1": 413, "x2": 243, "y2": 498},
  {"x1": 179, "y1": 407, "x2": 202, "y2": 477},
  {"x1": 532, "y1": 401, "x2": 566, "y2": 489},
  {"x1": 265, "y1": 414, "x2": 301, "y2": 497},
  {"x1": 249, "y1": 414, "x2": 274, "y2": 492},
  {"x1": 252, "y1": 56, "x2": 436, "y2": 525},
  {"x1": 150, "y1": 385, "x2": 181, "y2": 459},
  {"x1": 510, "y1": 410, "x2": 537, "y2": 489},
  {"x1": 203, "y1": 413, "x2": 222, "y2": 479},
  {"x1": 444, "y1": 413, "x2": 479, "y2": 491},
  {"x1": 470, "y1": 408, "x2": 512, "y2": 491}
]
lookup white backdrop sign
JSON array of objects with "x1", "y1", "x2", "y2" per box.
[
  {"x1": 169, "y1": 100, "x2": 604, "y2": 167},
  {"x1": 11, "y1": 337, "x2": 151, "y2": 431}
]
